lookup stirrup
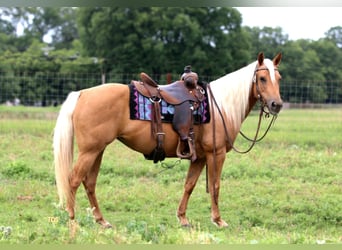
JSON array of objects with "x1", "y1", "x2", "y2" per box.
[{"x1": 176, "y1": 138, "x2": 197, "y2": 162}]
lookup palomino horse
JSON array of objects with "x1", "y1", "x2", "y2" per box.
[{"x1": 53, "y1": 52, "x2": 283, "y2": 228}]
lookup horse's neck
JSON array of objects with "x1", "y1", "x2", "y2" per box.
[
  {"x1": 210, "y1": 62, "x2": 256, "y2": 134},
  {"x1": 246, "y1": 92, "x2": 258, "y2": 115}
]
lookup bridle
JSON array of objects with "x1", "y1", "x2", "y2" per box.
[
  {"x1": 205, "y1": 66, "x2": 280, "y2": 195},
  {"x1": 207, "y1": 66, "x2": 278, "y2": 154},
  {"x1": 205, "y1": 65, "x2": 280, "y2": 195},
  {"x1": 253, "y1": 66, "x2": 281, "y2": 115}
]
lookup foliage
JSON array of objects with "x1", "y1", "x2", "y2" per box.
[
  {"x1": 325, "y1": 26, "x2": 342, "y2": 48},
  {"x1": 77, "y1": 7, "x2": 249, "y2": 77},
  {"x1": 0, "y1": 7, "x2": 342, "y2": 105},
  {"x1": 0, "y1": 40, "x2": 102, "y2": 105},
  {"x1": 0, "y1": 7, "x2": 78, "y2": 47},
  {"x1": 0, "y1": 107, "x2": 341, "y2": 244}
]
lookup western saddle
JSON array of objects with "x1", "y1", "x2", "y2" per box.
[{"x1": 131, "y1": 66, "x2": 205, "y2": 163}]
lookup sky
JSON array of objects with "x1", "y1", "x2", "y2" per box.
[{"x1": 235, "y1": 7, "x2": 341, "y2": 41}]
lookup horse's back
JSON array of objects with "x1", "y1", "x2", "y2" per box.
[
  {"x1": 75, "y1": 83, "x2": 129, "y2": 121},
  {"x1": 73, "y1": 83, "x2": 130, "y2": 148},
  {"x1": 71, "y1": 83, "x2": 171, "y2": 155},
  {"x1": 79, "y1": 83, "x2": 128, "y2": 101}
]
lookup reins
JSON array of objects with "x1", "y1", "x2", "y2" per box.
[
  {"x1": 205, "y1": 68, "x2": 278, "y2": 194},
  {"x1": 239, "y1": 113, "x2": 277, "y2": 143},
  {"x1": 207, "y1": 68, "x2": 277, "y2": 154}
]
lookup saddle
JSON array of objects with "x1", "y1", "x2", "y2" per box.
[
  {"x1": 132, "y1": 72, "x2": 205, "y2": 163},
  {"x1": 135, "y1": 72, "x2": 203, "y2": 105}
]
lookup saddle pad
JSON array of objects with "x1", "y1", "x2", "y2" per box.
[{"x1": 129, "y1": 84, "x2": 210, "y2": 124}]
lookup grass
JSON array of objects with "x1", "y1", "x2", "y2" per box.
[{"x1": 0, "y1": 106, "x2": 341, "y2": 244}]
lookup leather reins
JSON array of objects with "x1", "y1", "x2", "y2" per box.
[
  {"x1": 205, "y1": 67, "x2": 278, "y2": 194},
  {"x1": 207, "y1": 67, "x2": 277, "y2": 154}
]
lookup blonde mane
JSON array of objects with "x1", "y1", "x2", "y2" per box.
[{"x1": 209, "y1": 58, "x2": 275, "y2": 132}]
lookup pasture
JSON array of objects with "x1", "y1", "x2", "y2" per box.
[{"x1": 0, "y1": 106, "x2": 341, "y2": 244}]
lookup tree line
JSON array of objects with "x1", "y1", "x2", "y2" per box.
[{"x1": 0, "y1": 7, "x2": 341, "y2": 105}]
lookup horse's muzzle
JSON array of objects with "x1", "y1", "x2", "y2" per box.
[{"x1": 267, "y1": 99, "x2": 283, "y2": 115}]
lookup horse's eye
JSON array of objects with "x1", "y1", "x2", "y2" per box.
[{"x1": 260, "y1": 77, "x2": 266, "y2": 83}]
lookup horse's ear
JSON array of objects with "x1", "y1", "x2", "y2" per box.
[
  {"x1": 273, "y1": 52, "x2": 282, "y2": 67},
  {"x1": 257, "y1": 52, "x2": 264, "y2": 65}
]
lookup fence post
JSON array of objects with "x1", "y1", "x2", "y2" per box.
[
  {"x1": 102, "y1": 72, "x2": 106, "y2": 84},
  {"x1": 166, "y1": 73, "x2": 172, "y2": 84}
]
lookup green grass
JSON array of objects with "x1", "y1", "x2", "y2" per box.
[
  {"x1": 0, "y1": 105, "x2": 59, "y2": 120},
  {"x1": 0, "y1": 106, "x2": 341, "y2": 244}
]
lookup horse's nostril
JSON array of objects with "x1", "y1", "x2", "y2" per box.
[
  {"x1": 269, "y1": 101, "x2": 283, "y2": 114},
  {"x1": 272, "y1": 101, "x2": 283, "y2": 108}
]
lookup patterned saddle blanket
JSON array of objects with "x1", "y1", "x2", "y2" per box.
[{"x1": 129, "y1": 83, "x2": 210, "y2": 124}]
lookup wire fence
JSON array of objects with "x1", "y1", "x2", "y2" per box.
[{"x1": 0, "y1": 71, "x2": 341, "y2": 108}]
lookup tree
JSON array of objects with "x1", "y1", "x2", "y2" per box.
[
  {"x1": 0, "y1": 7, "x2": 78, "y2": 48},
  {"x1": 77, "y1": 7, "x2": 250, "y2": 80},
  {"x1": 1, "y1": 7, "x2": 341, "y2": 105},
  {"x1": 280, "y1": 40, "x2": 327, "y2": 103},
  {"x1": 309, "y1": 39, "x2": 342, "y2": 103},
  {"x1": 325, "y1": 26, "x2": 342, "y2": 48},
  {"x1": 244, "y1": 26, "x2": 288, "y2": 59},
  {"x1": 0, "y1": 36, "x2": 102, "y2": 105},
  {"x1": 0, "y1": 18, "x2": 15, "y2": 35},
  {"x1": 0, "y1": 21, "x2": 16, "y2": 53},
  {"x1": 51, "y1": 8, "x2": 79, "y2": 49}
]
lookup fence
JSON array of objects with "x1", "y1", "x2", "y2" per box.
[{"x1": 0, "y1": 71, "x2": 341, "y2": 108}]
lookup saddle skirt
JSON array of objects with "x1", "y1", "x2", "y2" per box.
[
  {"x1": 132, "y1": 79, "x2": 205, "y2": 105},
  {"x1": 129, "y1": 73, "x2": 209, "y2": 163},
  {"x1": 129, "y1": 84, "x2": 210, "y2": 124}
]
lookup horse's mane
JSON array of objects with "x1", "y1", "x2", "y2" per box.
[{"x1": 209, "y1": 58, "x2": 276, "y2": 132}]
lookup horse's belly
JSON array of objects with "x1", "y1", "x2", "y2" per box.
[{"x1": 118, "y1": 121, "x2": 179, "y2": 157}]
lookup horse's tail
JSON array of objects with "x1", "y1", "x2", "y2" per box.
[{"x1": 53, "y1": 91, "x2": 80, "y2": 208}]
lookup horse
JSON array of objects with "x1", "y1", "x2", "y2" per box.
[{"x1": 53, "y1": 52, "x2": 283, "y2": 228}]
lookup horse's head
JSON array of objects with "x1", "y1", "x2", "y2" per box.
[{"x1": 252, "y1": 52, "x2": 283, "y2": 115}]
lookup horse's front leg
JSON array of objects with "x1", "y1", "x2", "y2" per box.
[
  {"x1": 206, "y1": 150, "x2": 228, "y2": 228},
  {"x1": 177, "y1": 159, "x2": 206, "y2": 227}
]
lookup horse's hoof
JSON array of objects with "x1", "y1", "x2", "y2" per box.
[
  {"x1": 177, "y1": 214, "x2": 191, "y2": 228},
  {"x1": 211, "y1": 218, "x2": 229, "y2": 228},
  {"x1": 102, "y1": 222, "x2": 113, "y2": 229},
  {"x1": 181, "y1": 223, "x2": 192, "y2": 228},
  {"x1": 97, "y1": 219, "x2": 113, "y2": 229}
]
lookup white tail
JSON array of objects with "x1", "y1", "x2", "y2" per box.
[{"x1": 53, "y1": 91, "x2": 80, "y2": 208}]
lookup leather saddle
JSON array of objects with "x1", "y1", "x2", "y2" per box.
[
  {"x1": 131, "y1": 72, "x2": 205, "y2": 163},
  {"x1": 133, "y1": 72, "x2": 204, "y2": 105}
]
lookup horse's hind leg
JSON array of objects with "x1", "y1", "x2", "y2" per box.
[
  {"x1": 67, "y1": 150, "x2": 102, "y2": 222},
  {"x1": 82, "y1": 150, "x2": 112, "y2": 228},
  {"x1": 177, "y1": 159, "x2": 205, "y2": 227}
]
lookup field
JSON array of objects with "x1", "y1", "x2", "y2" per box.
[{"x1": 0, "y1": 106, "x2": 341, "y2": 244}]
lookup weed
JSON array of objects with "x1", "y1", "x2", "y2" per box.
[
  {"x1": 2, "y1": 161, "x2": 32, "y2": 178},
  {"x1": 0, "y1": 108, "x2": 341, "y2": 243},
  {"x1": 0, "y1": 226, "x2": 12, "y2": 239},
  {"x1": 1, "y1": 160, "x2": 54, "y2": 182}
]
